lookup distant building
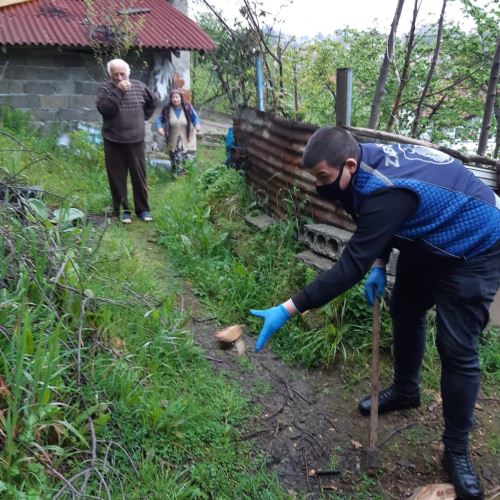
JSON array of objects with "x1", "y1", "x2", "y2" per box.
[{"x1": 0, "y1": 0, "x2": 214, "y2": 129}]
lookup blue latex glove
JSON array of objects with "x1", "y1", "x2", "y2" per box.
[
  {"x1": 364, "y1": 267, "x2": 386, "y2": 305},
  {"x1": 250, "y1": 304, "x2": 291, "y2": 352}
]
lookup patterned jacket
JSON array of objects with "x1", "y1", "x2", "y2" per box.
[{"x1": 96, "y1": 79, "x2": 159, "y2": 143}]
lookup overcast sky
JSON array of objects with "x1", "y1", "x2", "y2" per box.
[{"x1": 190, "y1": 0, "x2": 493, "y2": 38}]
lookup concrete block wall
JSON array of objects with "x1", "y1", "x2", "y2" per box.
[
  {"x1": 299, "y1": 223, "x2": 399, "y2": 275},
  {"x1": 0, "y1": 47, "x2": 154, "y2": 130}
]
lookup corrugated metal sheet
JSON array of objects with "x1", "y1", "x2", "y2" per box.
[
  {"x1": 0, "y1": 0, "x2": 215, "y2": 51},
  {"x1": 234, "y1": 107, "x2": 356, "y2": 231},
  {"x1": 234, "y1": 107, "x2": 499, "y2": 229}
]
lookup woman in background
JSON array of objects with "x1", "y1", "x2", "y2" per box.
[{"x1": 156, "y1": 89, "x2": 200, "y2": 174}]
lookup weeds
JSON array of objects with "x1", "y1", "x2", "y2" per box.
[
  {"x1": 479, "y1": 325, "x2": 500, "y2": 385},
  {"x1": 0, "y1": 113, "x2": 285, "y2": 497},
  {"x1": 253, "y1": 379, "x2": 273, "y2": 395}
]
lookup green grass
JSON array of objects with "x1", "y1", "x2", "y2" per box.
[
  {"x1": 323, "y1": 474, "x2": 385, "y2": 500},
  {"x1": 253, "y1": 379, "x2": 274, "y2": 395},
  {"x1": 485, "y1": 430, "x2": 500, "y2": 455},
  {"x1": 237, "y1": 355, "x2": 257, "y2": 374},
  {"x1": 0, "y1": 112, "x2": 286, "y2": 498},
  {"x1": 152, "y1": 160, "x2": 396, "y2": 375},
  {"x1": 328, "y1": 446, "x2": 342, "y2": 470}
]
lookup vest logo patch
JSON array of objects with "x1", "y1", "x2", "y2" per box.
[{"x1": 399, "y1": 145, "x2": 454, "y2": 164}]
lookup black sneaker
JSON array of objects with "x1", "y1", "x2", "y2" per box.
[
  {"x1": 442, "y1": 449, "x2": 483, "y2": 500},
  {"x1": 358, "y1": 385, "x2": 420, "y2": 416}
]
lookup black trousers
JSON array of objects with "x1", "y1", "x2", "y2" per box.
[
  {"x1": 104, "y1": 140, "x2": 149, "y2": 216},
  {"x1": 391, "y1": 241, "x2": 500, "y2": 452}
]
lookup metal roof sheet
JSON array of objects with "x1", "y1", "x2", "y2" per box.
[{"x1": 0, "y1": 0, "x2": 215, "y2": 50}]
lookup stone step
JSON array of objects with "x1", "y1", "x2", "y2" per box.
[
  {"x1": 295, "y1": 250, "x2": 334, "y2": 272},
  {"x1": 295, "y1": 249, "x2": 395, "y2": 298},
  {"x1": 299, "y1": 223, "x2": 352, "y2": 261},
  {"x1": 244, "y1": 213, "x2": 276, "y2": 231},
  {"x1": 246, "y1": 215, "x2": 399, "y2": 279}
]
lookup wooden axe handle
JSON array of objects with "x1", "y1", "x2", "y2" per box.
[{"x1": 367, "y1": 290, "x2": 381, "y2": 474}]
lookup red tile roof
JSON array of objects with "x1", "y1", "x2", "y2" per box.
[{"x1": 0, "y1": 0, "x2": 215, "y2": 50}]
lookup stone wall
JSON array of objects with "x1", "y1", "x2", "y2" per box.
[
  {"x1": 0, "y1": 46, "x2": 156, "y2": 131},
  {"x1": 0, "y1": 45, "x2": 194, "y2": 136}
]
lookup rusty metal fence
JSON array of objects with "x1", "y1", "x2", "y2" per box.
[
  {"x1": 233, "y1": 107, "x2": 499, "y2": 230},
  {"x1": 233, "y1": 107, "x2": 356, "y2": 231}
]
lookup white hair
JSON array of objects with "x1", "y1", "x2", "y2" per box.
[{"x1": 107, "y1": 59, "x2": 131, "y2": 77}]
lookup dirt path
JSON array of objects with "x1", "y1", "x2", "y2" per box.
[
  {"x1": 131, "y1": 221, "x2": 499, "y2": 499},
  {"x1": 191, "y1": 321, "x2": 499, "y2": 498}
]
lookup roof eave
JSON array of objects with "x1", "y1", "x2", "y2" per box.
[{"x1": 0, "y1": 42, "x2": 216, "y2": 51}]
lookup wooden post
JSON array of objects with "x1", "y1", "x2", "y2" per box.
[
  {"x1": 367, "y1": 292, "x2": 381, "y2": 475},
  {"x1": 335, "y1": 68, "x2": 352, "y2": 127}
]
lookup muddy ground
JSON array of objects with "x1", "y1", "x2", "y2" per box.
[{"x1": 180, "y1": 288, "x2": 499, "y2": 499}]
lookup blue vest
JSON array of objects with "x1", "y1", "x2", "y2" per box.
[{"x1": 354, "y1": 143, "x2": 500, "y2": 259}]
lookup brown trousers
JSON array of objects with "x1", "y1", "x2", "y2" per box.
[{"x1": 103, "y1": 140, "x2": 150, "y2": 216}]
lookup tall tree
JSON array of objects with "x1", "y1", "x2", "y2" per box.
[
  {"x1": 386, "y1": 0, "x2": 421, "y2": 132},
  {"x1": 197, "y1": 0, "x2": 293, "y2": 113},
  {"x1": 410, "y1": 0, "x2": 447, "y2": 138},
  {"x1": 477, "y1": 35, "x2": 500, "y2": 156},
  {"x1": 368, "y1": 0, "x2": 405, "y2": 129},
  {"x1": 196, "y1": 12, "x2": 257, "y2": 110},
  {"x1": 494, "y1": 102, "x2": 500, "y2": 158}
]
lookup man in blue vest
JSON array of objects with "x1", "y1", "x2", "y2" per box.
[{"x1": 251, "y1": 127, "x2": 500, "y2": 500}]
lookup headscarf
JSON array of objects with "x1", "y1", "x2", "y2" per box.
[{"x1": 160, "y1": 88, "x2": 194, "y2": 139}]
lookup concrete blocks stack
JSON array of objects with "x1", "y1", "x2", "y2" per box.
[{"x1": 298, "y1": 223, "x2": 399, "y2": 276}]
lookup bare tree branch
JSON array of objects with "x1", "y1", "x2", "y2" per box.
[
  {"x1": 368, "y1": 0, "x2": 405, "y2": 129},
  {"x1": 478, "y1": 35, "x2": 500, "y2": 156},
  {"x1": 200, "y1": 0, "x2": 237, "y2": 40},
  {"x1": 387, "y1": 0, "x2": 421, "y2": 131},
  {"x1": 345, "y1": 125, "x2": 500, "y2": 168},
  {"x1": 411, "y1": 0, "x2": 447, "y2": 137}
]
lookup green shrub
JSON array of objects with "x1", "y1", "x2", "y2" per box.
[{"x1": 0, "y1": 106, "x2": 32, "y2": 134}]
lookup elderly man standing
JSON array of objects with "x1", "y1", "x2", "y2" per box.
[{"x1": 96, "y1": 58, "x2": 159, "y2": 223}]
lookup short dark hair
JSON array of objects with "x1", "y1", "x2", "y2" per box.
[{"x1": 302, "y1": 127, "x2": 359, "y2": 170}]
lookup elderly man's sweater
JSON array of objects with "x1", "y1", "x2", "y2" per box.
[{"x1": 96, "y1": 79, "x2": 159, "y2": 143}]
